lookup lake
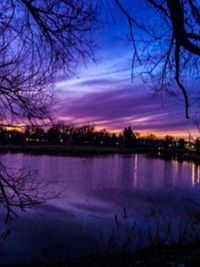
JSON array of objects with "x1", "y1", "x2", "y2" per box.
[{"x1": 0, "y1": 153, "x2": 200, "y2": 263}]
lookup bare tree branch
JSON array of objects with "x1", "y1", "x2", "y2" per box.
[
  {"x1": 0, "y1": 0, "x2": 98, "y2": 223},
  {"x1": 0, "y1": 0, "x2": 98, "y2": 123},
  {"x1": 115, "y1": 0, "x2": 200, "y2": 119},
  {"x1": 175, "y1": 44, "x2": 190, "y2": 118}
]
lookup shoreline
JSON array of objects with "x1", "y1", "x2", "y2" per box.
[
  {"x1": 0, "y1": 144, "x2": 200, "y2": 163},
  {"x1": 0, "y1": 144, "x2": 156, "y2": 156}
]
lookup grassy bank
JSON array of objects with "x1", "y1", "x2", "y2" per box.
[
  {"x1": 0, "y1": 144, "x2": 158, "y2": 156},
  {"x1": 1, "y1": 244, "x2": 200, "y2": 267},
  {"x1": 1, "y1": 144, "x2": 200, "y2": 165}
]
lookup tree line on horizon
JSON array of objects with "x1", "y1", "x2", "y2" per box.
[{"x1": 0, "y1": 124, "x2": 199, "y2": 151}]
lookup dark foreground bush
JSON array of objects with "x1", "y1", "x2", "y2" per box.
[{"x1": 0, "y1": 243, "x2": 200, "y2": 267}]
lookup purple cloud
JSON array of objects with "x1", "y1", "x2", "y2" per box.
[{"x1": 55, "y1": 82, "x2": 197, "y2": 136}]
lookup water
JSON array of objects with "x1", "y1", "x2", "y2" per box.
[{"x1": 0, "y1": 153, "x2": 200, "y2": 263}]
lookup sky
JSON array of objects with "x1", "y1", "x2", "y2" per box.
[{"x1": 55, "y1": 1, "x2": 198, "y2": 138}]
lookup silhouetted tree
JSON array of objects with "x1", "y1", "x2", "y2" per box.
[
  {"x1": 145, "y1": 134, "x2": 157, "y2": 147},
  {"x1": 110, "y1": 133, "x2": 117, "y2": 146},
  {"x1": 123, "y1": 126, "x2": 135, "y2": 147},
  {"x1": 164, "y1": 135, "x2": 174, "y2": 149},
  {"x1": 31, "y1": 127, "x2": 46, "y2": 143},
  {"x1": 24, "y1": 126, "x2": 31, "y2": 140},
  {"x1": 8, "y1": 130, "x2": 24, "y2": 145},
  {"x1": 115, "y1": 0, "x2": 200, "y2": 118},
  {"x1": 118, "y1": 133, "x2": 124, "y2": 147},
  {"x1": 47, "y1": 125, "x2": 61, "y2": 144},
  {"x1": 0, "y1": 0, "x2": 97, "y2": 123},
  {"x1": 0, "y1": 126, "x2": 6, "y2": 144},
  {"x1": 0, "y1": 0, "x2": 97, "y2": 223},
  {"x1": 178, "y1": 138, "x2": 186, "y2": 149},
  {"x1": 195, "y1": 138, "x2": 200, "y2": 153}
]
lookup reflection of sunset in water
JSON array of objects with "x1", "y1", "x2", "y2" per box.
[
  {"x1": 0, "y1": 153, "x2": 200, "y2": 263},
  {"x1": 192, "y1": 164, "x2": 200, "y2": 187}
]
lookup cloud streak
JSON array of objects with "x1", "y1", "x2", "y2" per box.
[
  {"x1": 55, "y1": 80, "x2": 196, "y2": 136},
  {"x1": 54, "y1": 3, "x2": 197, "y2": 137}
]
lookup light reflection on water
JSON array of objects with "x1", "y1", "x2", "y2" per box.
[
  {"x1": 0, "y1": 153, "x2": 200, "y2": 263},
  {"x1": 192, "y1": 164, "x2": 200, "y2": 186},
  {"x1": 1, "y1": 153, "x2": 200, "y2": 191}
]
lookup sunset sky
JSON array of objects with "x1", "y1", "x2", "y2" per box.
[{"x1": 55, "y1": 1, "x2": 198, "y2": 137}]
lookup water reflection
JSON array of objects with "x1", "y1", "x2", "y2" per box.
[
  {"x1": 1, "y1": 153, "x2": 200, "y2": 192},
  {"x1": 1, "y1": 152, "x2": 200, "y2": 213},
  {"x1": 133, "y1": 154, "x2": 138, "y2": 187},
  {"x1": 0, "y1": 153, "x2": 200, "y2": 263},
  {"x1": 192, "y1": 164, "x2": 200, "y2": 187}
]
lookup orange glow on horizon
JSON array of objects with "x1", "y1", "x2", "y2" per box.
[
  {"x1": 0, "y1": 123, "x2": 199, "y2": 140},
  {"x1": 2, "y1": 126, "x2": 23, "y2": 133}
]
